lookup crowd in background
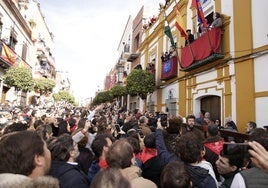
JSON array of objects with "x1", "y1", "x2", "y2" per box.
[{"x1": 0, "y1": 100, "x2": 268, "y2": 188}]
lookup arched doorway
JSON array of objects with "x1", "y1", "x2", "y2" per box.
[{"x1": 200, "y1": 95, "x2": 221, "y2": 122}]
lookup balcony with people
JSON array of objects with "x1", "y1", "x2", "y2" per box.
[{"x1": 179, "y1": 12, "x2": 229, "y2": 71}]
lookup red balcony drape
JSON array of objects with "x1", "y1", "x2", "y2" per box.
[
  {"x1": 180, "y1": 28, "x2": 222, "y2": 68},
  {"x1": 161, "y1": 56, "x2": 178, "y2": 80}
]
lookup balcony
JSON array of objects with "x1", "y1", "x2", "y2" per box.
[
  {"x1": 127, "y1": 53, "x2": 140, "y2": 62},
  {"x1": 0, "y1": 40, "x2": 31, "y2": 69},
  {"x1": 180, "y1": 28, "x2": 224, "y2": 71},
  {"x1": 161, "y1": 56, "x2": 178, "y2": 80}
]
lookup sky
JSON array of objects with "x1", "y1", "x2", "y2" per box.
[{"x1": 37, "y1": 0, "x2": 160, "y2": 101}]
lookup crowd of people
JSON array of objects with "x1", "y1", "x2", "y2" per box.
[{"x1": 0, "y1": 100, "x2": 268, "y2": 188}]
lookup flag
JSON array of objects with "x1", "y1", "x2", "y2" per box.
[
  {"x1": 192, "y1": 0, "x2": 208, "y2": 27},
  {"x1": 175, "y1": 6, "x2": 187, "y2": 38},
  {"x1": 164, "y1": 18, "x2": 175, "y2": 47}
]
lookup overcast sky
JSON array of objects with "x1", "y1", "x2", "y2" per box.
[{"x1": 37, "y1": 0, "x2": 160, "y2": 101}]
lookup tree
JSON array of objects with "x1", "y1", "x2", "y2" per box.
[
  {"x1": 92, "y1": 90, "x2": 113, "y2": 105},
  {"x1": 110, "y1": 85, "x2": 127, "y2": 98},
  {"x1": 126, "y1": 69, "x2": 155, "y2": 99},
  {"x1": 35, "y1": 78, "x2": 56, "y2": 94},
  {"x1": 53, "y1": 90, "x2": 76, "y2": 105},
  {"x1": 3, "y1": 66, "x2": 34, "y2": 91}
]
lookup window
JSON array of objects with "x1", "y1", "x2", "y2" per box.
[
  {"x1": 133, "y1": 34, "x2": 139, "y2": 52},
  {"x1": 21, "y1": 43, "x2": 27, "y2": 60}
]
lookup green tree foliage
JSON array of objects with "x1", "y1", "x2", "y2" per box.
[
  {"x1": 92, "y1": 90, "x2": 113, "y2": 105},
  {"x1": 126, "y1": 69, "x2": 155, "y2": 98},
  {"x1": 53, "y1": 90, "x2": 76, "y2": 105},
  {"x1": 110, "y1": 85, "x2": 127, "y2": 97},
  {"x1": 3, "y1": 66, "x2": 34, "y2": 91},
  {"x1": 35, "y1": 78, "x2": 56, "y2": 94}
]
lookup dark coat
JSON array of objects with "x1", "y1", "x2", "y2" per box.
[
  {"x1": 187, "y1": 165, "x2": 217, "y2": 188},
  {"x1": 50, "y1": 160, "x2": 89, "y2": 188},
  {"x1": 87, "y1": 160, "x2": 100, "y2": 183},
  {"x1": 76, "y1": 147, "x2": 94, "y2": 175},
  {"x1": 141, "y1": 156, "x2": 163, "y2": 188},
  {"x1": 155, "y1": 129, "x2": 180, "y2": 167}
]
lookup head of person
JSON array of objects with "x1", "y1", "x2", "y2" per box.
[
  {"x1": 186, "y1": 115, "x2": 196, "y2": 129},
  {"x1": 199, "y1": 110, "x2": 205, "y2": 117},
  {"x1": 106, "y1": 138, "x2": 135, "y2": 169},
  {"x1": 0, "y1": 131, "x2": 51, "y2": 178},
  {"x1": 215, "y1": 119, "x2": 221, "y2": 127},
  {"x1": 178, "y1": 132, "x2": 203, "y2": 163},
  {"x1": 216, "y1": 145, "x2": 245, "y2": 175},
  {"x1": 161, "y1": 161, "x2": 192, "y2": 188},
  {"x1": 213, "y1": 12, "x2": 221, "y2": 19},
  {"x1": 207, "y1": 124, "x2": 219, "y2": 137},
  {"x1": 77, "y1": 117, "x2": 89, "y2": 129},
  {"x1": 246, "y1": 121, "x2": 257, "y2": 133},
  {"x1": 2, "y1": 122, "x2": 28, "y2": 135},
  {"x1": 186, "y1": 29, "x2": 191, "y2": 34},
  {"x1": 249, "y1": 128, "x2": 267, "y2": 141},
  {"x1": 90, "y1": 168, "x2": 131, "y2": 188},
  {"x1": 57, "y1": 119, "x2": 70, "y2": 136},
  {"x1": 143, "y1": 133, "x2": 156, "y2": 149},
  {"x1": 35, "y1": 124, "x2": 53, "y2": 141},
  {"x1": 204, "y1": 112, "x2": 210, "y2": 118},
  {"x1": 68, "y1": 118, "x2": 77, "y2": 128},
  {"x1": 48, "y1": 133, "x2": 79, "y2": 162},
  {"x1": 166, "y1": 116, "x2": 183, "y2": 134},
  {"x1": 126, "y1": 136, "x2": 141, "y2": 154},
  {"x1": 34, "y1": 119, "x2": 44, "y2": 129},
  {"x1": 91, "y1": 133, "x2": 113, "y2": 159},
  {"x1": 139, "y1": 116, "x2": 148, "y2": 125}
]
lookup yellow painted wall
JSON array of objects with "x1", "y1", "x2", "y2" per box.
[{"x1": 233, "y1": 0, "x2": 255, "y2": 132}]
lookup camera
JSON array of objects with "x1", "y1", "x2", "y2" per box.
[{"x1": 223, "y1": 143, "x2": 250, "y2": 156}]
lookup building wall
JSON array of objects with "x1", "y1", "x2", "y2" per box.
[
  {"x1": 138, "y1": 0, "x2": 268, "y2": 132},
  {"x1": 0, "y1": 0, "x2": 56, "y2": 105}
]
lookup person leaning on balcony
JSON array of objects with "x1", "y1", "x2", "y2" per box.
[
  {"x1": 210, "y1": 12, "x2": 223, "y2": 28},
  {"x1": 185, "y1": 29, "x2": 195, "y2": 46}
]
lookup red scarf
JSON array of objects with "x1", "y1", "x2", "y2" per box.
[
  {"x1": 204, "y1": 139, "x2": 224, "y2": 155},
  {"x1": 99, "y1": 159, "x2": 108, "y2": 169},
  {"x1": 140, "y1": 147, "x2": 158, "y2": 164}
]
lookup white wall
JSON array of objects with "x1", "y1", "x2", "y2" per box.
[
  {"x1": 255, "y1": 97, "x2": 268, "y2": 127},
  {"x1": 251, "y1": 0, "x2": 268, "y2": 48}
]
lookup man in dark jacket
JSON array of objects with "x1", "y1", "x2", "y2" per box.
[
  {"x1": 48, "y1": 134, "x2": 89, "y2": 188},
  {"x1": 215, "y1": 144, "x2": 245, "y2": 188},
  {"x1": 204, "y1": 124, "x2": 224, "y2": 181},
  {"x1": 87, "y1": 133, "x2": 112, "y2": 183},
  {"x1": 178, "y1": 132, "x2": 217, "y2": 188},
  {"x1": 181, "y1": 114, "x2": 205, "y2": 142},
  {"x1": 141, "y1": 133, "x2": 163, "y2": 187},
  {"x1": 185, "y1": 29, "x2": 195, "y2": 46}
]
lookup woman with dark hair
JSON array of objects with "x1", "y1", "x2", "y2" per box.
[
  {"x1": 57, "y1": 119, "x2": 70, "y2": 136},
  {"x1": 210, "y1": 12, "x2": 222, "y2": 28}
]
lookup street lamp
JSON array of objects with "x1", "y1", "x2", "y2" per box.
[{"x1": 116, "y1": 63, "x2": 124, "y2": 84}]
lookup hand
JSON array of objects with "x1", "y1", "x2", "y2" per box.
[
  {"x1": 157, "y1": 118, "x2": 163, "y2": 130},
  {"x1": 95, "y1": 104, "x2": 104, "y2": 112},
  {"x1": 248, "y1": 141, "x2": 268, "y2": 172},
  {"x1": 84, "y1": 120, "x2": 91, "y2": 131}
]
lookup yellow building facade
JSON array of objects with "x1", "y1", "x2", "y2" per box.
[{"x1": 139, "y1": 0, "x2": 268, "y2": 132}]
